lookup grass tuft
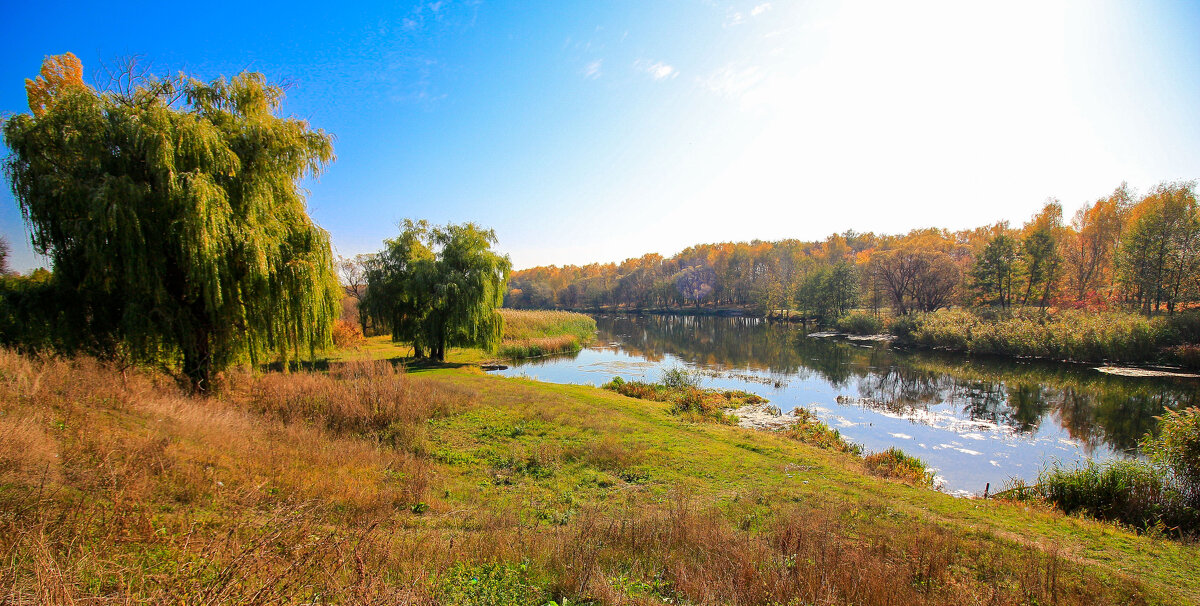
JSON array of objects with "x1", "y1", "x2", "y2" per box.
[{"x1": 863, "y1": 447, "x2": 934, "y2": 486}]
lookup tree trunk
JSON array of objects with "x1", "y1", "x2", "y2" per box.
[{"x1": 182, "y1": 332, "x2": 212, "y2": 393}]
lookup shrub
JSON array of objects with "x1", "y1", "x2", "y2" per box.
[
  {"x1": 332, "y1": 319, "x2": 365, "y2": 349},
  {"x1": 1166, "y1": 310, "x2": 1200, "y2": 343},
  {"x1": 836, "y1": 312, "x2": 883, "y2": 335},
  {"x1": 1169, "y1": 344, "x2": 1200, "y2": 370},
  {"x1": 660, "y1": 366, "x2": 700, "y2": 389},
  {"x1": 863, "y1": 448, "x2": 933, "y2": 486},
  {"x1": 888, "y1": 314, "x2": 922, "y2": 343},
  {"x1": 1144, "y1": 407, "x2": 1200, "y2": 506}
]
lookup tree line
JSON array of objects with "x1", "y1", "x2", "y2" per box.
[{"x1": 505, "y1": 181, "x2": 1199, "y2": 320}]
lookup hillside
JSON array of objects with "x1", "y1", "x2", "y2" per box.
[{"x1": 2, "y1": 350, "x2": 1196, "y2": 604}]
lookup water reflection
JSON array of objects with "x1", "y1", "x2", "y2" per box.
[{"x1": 514, "y1": 314, "x2": 1197, "y2": 455}]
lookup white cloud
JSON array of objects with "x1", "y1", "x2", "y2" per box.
[
  {"x1": 727, "y1": 3, "x2": 771, "y2": 27},
  {"x1": 700, "y1": 64, "x2": 765, "y2": 101},
  {"x1": 635, "y1": 59, "x2": 678, "y2": 81},
  {"x1": 584, "y1": 59, "x2": 603, "y2": 79}
]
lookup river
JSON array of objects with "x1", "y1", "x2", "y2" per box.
[{"x1": 495, "y1": 313, "x2": 1199, "y2": 495}]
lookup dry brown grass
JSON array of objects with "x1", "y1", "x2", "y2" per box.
[{"x1": 0, "y1": 350, "x2": 1165, "y2": 604}]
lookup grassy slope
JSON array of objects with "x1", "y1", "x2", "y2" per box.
[
  {"x1": 3, "y1": 348, "x2": 1196, "y2": 603},
  {"x1": 419, "y1": 367, "x2": 1199, "y2": 602}
]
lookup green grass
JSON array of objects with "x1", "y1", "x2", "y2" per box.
[{"x1": 4, "y1": 349, "x2": 1199, "y2": 604}]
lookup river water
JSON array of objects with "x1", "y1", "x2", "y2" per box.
[{"x1": 495, "y1": 313, "x2": 1199, "y2": 495}]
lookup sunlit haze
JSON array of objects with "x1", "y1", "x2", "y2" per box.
[{"x1": 2, "y1": 1, "x2": 1198, "y2": 272}]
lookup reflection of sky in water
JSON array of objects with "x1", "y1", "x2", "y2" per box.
[{"x1": 496, "y1": 325, "x2": 1191, "y2": 496}]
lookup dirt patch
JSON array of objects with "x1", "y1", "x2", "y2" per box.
[{"x1": 727, "y1": 404, "x2": 798, "y2": 430}]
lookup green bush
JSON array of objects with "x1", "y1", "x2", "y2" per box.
[
  {"x1": 835, "y1": 311, "x2": 883, "y2": 335},
  {"x1": 1007, "y1": 409, "x2": 1200, "y2": 536},
  {"x1": 1169, "y1": 345, "x2": 1200, "y2": 370},
  {"x1": 1035, "y1": 460, "x2": 1173, "y2": 531},
  {"x1": 1144, "y1": 407, "x2": 1200, "y2": 504}
]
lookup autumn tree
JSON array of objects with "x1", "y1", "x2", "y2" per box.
[
  {"x1": 908, "y1": 252, "x2": 961, "y2": 312},
  {"x1": 1065, "y1": 184, "x2": 1131, "y2": 302},
  {"x1": 1118, "y1": 182, "x2": 1200, "y2": 314},
  {"x1": 971, "y1": 233, "x2": 1019, "y2": 307},
  {"x1": 3, "y1": 54, "x2": 340, "y2": 390},
  {"x1": 870, "y1": 247, "x2": 959, "y2": 314},
  {"x1": 24, "y1": 52, "x2": 88, "y2": 118},
  {"x1": 338, "y1": 253, "x2": 376, "y2": 333},
  {"x1": 1019, "y1": 202, "x2": 1065, "y2": 309},
  {"x1": 364, "y1": 220, "x2": 510, "y2": 361},
  {"x1": 673, "y1": 264, "x2": 717, "y2": 308}
]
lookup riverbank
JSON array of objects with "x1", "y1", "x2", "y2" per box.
[
  {"x1": 893, "y1": 308, "x2": 1200, "y2": 369},
  {"x1": 3, "y1": 349, "x2": 1197, "y2": 603}
]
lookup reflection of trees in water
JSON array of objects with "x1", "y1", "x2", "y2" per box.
[{"x1": 593, "y1": 314, "x2": 1200, "y2": 453}]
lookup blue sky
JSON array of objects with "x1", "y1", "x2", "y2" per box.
[{"x1": 2, "y1": 1, "x2": 1199, "y2": 272}]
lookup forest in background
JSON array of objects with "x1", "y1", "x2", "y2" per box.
[{"x1": 506, "y1": 182, "x2": 1199, "y2": 321}]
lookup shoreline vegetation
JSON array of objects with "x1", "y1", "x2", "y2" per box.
[
  {"x1": 496, "y1": 309, "x2": 597, "y2": 359},
  {"x1": 3, "y1": 348, "x2": 1199, "y2": 604},
  {"x1": 508, "y1": 305, "x2": 1200, "y2": 369}
]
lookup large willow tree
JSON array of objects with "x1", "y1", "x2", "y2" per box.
[
  {"x1": 364, "y1": 220, "x2": 510, "y2": 361},
  {"x1": 2, "y1": 54, "x2": 340, "y2": 390}
]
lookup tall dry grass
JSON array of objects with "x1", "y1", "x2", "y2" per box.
[
  {"x1": 498, "y1": 309, "x2": 596, "y2": 358},
  {"x1": 0, "y1": 350, "x2": 1158, "y2": 604},
  {"x1": 893, "y1": 308, "x2": 1180, "y2": 363}
]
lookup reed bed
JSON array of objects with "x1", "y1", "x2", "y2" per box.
[
  {"x1": 498, "y1": 309, "x2": 596, "y2": 358},
  {"x1": 893, "y1": 308, "x2": 1192, "y2": 364}
]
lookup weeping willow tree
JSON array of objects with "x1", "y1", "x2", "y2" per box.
[
  {"x1": 2, "y1": 53, "x2": 340, "y2": 390},
  {"x1": 364, "y1": 220, "x2": 510, "y2": 361}
]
